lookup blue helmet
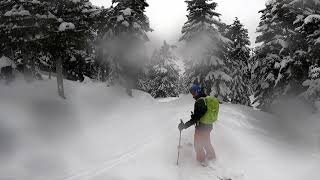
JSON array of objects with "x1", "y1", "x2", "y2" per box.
[{"x1": 190, "y1": 84, "x2": 202, "y2": 94}]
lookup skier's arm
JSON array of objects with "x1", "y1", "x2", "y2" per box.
[{"x1": 184, "y1": 98, "x2": 207, "y2": 129}]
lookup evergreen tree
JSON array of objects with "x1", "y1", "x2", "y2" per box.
[
  {"x1": 302, "y1": 65, "x2": 320, "y2": 108},
  {"x1": 180, "y1": 0, "x2": 232, "y2": 101},
  {"x1": 294, "y1": 0, "x2": 320, "y2": 106},
  {"x1": 225, "y1": 17, "x2": 252, "y2": 106},
  {"x1": 0, "y1": 0, "x2": 52, "y2": 81},
  {"x1": 103, "y1": 0, "x2": 152, "y2": 96},
  {"x1": 92, "y1": 7, "x2": 113, "y2": 82},
  {"x1": 42, "y1": 0, "x2": 98, "y2": 98},
  {"x1": 0, "y1": 0, "x2": 98, "y2": 97},
  {"x1": 252, "y1": 0, "x2": 320, "y2": 110},
  {"x1": 143, "y1": 41, "x2": 180, "y2": 98},
  {"x1": 252, "y1": 0, "x2": 303, "y2": 110}
]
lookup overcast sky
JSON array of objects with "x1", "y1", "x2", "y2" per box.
[{"x1": 90, "y1": 0, "x2": 267, "y2": 47}]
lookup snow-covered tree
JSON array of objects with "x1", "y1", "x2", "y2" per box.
[
  {"x1": 41, "y1": 0, "x2": 98, "y2": 98},
  {"x1": 180, "y1": 0, "x2": 232, "y2": 101},
  {"x1": 252, "y1": 0, "x2": 320, "y2": 110},
  {"x1": 0, "y1": 55, "x2": 15, "y2": 84},
  {"x1": 225, "y1": 17, "x2": 252, "y2": 106},
  {"x1": 92, "y1": 7, "x2": 113, "y2": 82},
  {"x1": 0, "y1": 0, "x2": 53, "y2": 82},
  {"x1": 102, "y1": 0, "x2": 152, "y2": 96},
  {"x1": 0, "y1": 0, "x2": 98, "y2": 97},
  {"x1": 253, "y1": 0, "x2": 298, "y2": 109},
  {"x1": 142, "y1": 41, "x2": 180, "y2": 98},
  {"x1": 294, "y1": 0, "x2": 320, "y2": 106},
  {"x1": 302, "y1": 66, "x2": 320, "y2": 107}
]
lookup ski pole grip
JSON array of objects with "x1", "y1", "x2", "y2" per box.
[{"x1": 179, "y1": 119, "x2": 184, "y2": 132}]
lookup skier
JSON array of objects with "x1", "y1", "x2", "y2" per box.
[{"x1": 178, "y1": 84, "x2": 220, "y2": 165}]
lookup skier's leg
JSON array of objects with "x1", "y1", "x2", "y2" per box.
[
  {"x1": 194, "y1": 128, "x2": 205, "y2": 162},
  {"x1": 203, "y1": 128, "x2": 216, "y2": 160}
]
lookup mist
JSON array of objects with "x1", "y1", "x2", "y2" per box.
[{"x1": 268, "y1": 97, "x2": 320, "y2": 152}]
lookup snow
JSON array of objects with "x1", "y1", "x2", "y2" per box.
[
  {"x1": 4, "y1": 6, "x2": 31, "y2": 17},
  {"x1": 154, "y1": 65, "x2": 167, "y2": 73},
  {"x1": 217, "y1": 34, "x2": 232, "y2": 44},
  {"x1": 0, "y1": 56, "x2": 14, "y2": 68},
  {"x1": 310, "y1": 67, "x2": 320, "y2": 78},
  {"x1": 70, "y1": 56, "x2": 76, "y2": 62},
  {"x1": 172, "y1": 54, "x2": 185, "y2": 76},
  {"x1": 31, "y1": 0, "x2": 41, "y2": 4},
  {"x1": 265, "y1": 73, "x2": 275, "y2": 81},
  {"x1": 266, "y1": 53, "x2": 280, "y2": 61},
  {"x1": 275, "y1": 38, "x2": 288, "y2": 48},
  {"x1": 295, "y1": 50, "x2": 307, "y2": 56},
  {"x1": 294, "y1": 15, "x2": 305, "y2": 24},
  {"x1": 209, "y1": 56, "x2": 224, "y2": 66},
  {"x1": 58, "y1": 22, "x2": 75, "y2": 32},
  {"x1": 157, "y1": 97, "x2": 179, "y2": 103},
  {"x1": 122, "y1": 21, "x2": 129, "y2": 27},
  {"x1": 117, "y1": 15, "x2": 124, "y2": 22},
  {"x1": 311, "y1": 67, "x2": 320, "y2": 74},
  {"x1": 0, "y1": 80, "x2": 319, "y2": 180},
  {"x1": 122, "y1": 8, "x2": 132, "y2": 16},
  {"x1": 36, "y1": 13, "x2": 48, "y2": 19},
  {"x1": 271, "y1": 4, "x2": 278, "y2": 14},
  {"x1": 315, "y1": 37, "x2": 320, "y2": 44},
  {"x1": 257, "y1": 24, "x2": 268, "y2": 31},
  {"x1": 205, "y1": 71, "x2": 232, "y2": 82},
  {"x1": 261, "y1": 82, "x2": 270, "y2": 89},
  {"x1": 315, "y1": 101, "x2": 320, "y2": 111},
  {"x1": 133, "y1": 22, "x2": 141, "y2": 29},
  {"x1": 304, "y1": 14, "x2": 320, "y2": 24}
]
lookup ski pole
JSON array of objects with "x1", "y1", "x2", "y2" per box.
[{"x1": 176, "y1": 119, "x2": 183, "y2": 165}]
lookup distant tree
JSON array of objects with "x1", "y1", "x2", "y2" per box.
[
  {"x1": 225, "y1": 17, "x2": 252, "y2": 105},
  {"x1": 102, "y1": 0, "x2": 152, "y2": 96},
  {"x1": 180, "y1": 0, "x2": 232, "y2": 101},
  {"x1": 143, "y1": 41, "x2": 180, "y2": 98}
]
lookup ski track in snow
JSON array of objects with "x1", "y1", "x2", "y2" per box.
[
  {"x1": 62, "y1": 99, "x2": 247, "y2": 180},
  {"x1": 57, "y1": 136, "x2": 157, "y2": 180}
]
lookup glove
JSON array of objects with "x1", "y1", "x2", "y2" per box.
[
  {"x1": 191, "y1": 111, "x2": 195, "y2": 119},
  {"x1": 178, "y1": 121, "x2": 185, "y2": 131}
]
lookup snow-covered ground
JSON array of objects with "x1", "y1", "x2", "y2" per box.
[{"x1": 0, "y1": 79, "x2": 319, "y2": 180}]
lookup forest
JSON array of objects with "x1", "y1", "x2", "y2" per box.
[{"x1": 0, "y1": 0, "x2": 319, "y2": 111}]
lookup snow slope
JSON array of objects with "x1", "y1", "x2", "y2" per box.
[{"x1": 0, "y1": 79, "x2": 319, "y2": 180}]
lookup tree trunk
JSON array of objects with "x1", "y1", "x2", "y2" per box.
[
  {"x1": 56, "y1": 56, "x2": 65, "y2": 99},
  {"x1": 125, "y1": 77, "x2": 133, "y2": 97},
  {"x1": 49, "y1": 66, "x2": 52, "y2": 80},
  {"x1": 97, "y1": 49, "x2": 106, "y2": 82},
  {"x1": 23, "y1": 51, "x2": 32, "y2": 82},
  {"x1": 101, "y1": 65, "x2": 106, "y2": 82},
  {"x1": 126, "y1": 87, "x2": 133, "y2": 97},
  {"x1": 30, "y1": 53, "x2": 35, "y2": 79}
]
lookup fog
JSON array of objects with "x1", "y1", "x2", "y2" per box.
[
  {"x1": 0, "y1": 80, "x2": 319, "y2": 180},
  {"x1": 269, "y1": 97, "x2": 320, "y2": 152}
]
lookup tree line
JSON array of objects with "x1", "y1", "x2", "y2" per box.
[{"x1": 0, "y1": 0, "x2": 319, "y2": 111}]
